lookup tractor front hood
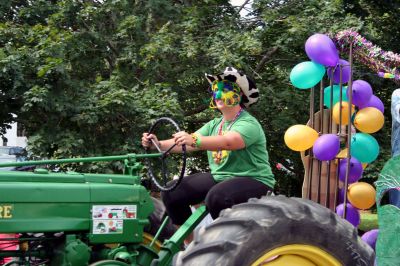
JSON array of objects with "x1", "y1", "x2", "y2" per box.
[{"x1": 0, "y1": 170, "x2": 152, "y2": 234}]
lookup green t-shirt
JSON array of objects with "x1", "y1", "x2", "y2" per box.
[{"x1": 196, "y1": 111, "x2": 275, "y2": 188}]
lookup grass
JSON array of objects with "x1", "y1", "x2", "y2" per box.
[{"x1": 359, "y1": 212, "x2": 378, "y2": 232}]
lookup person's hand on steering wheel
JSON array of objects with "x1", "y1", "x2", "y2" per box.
[
  {"x1": 173, "y1": 131, "x2": 192, "y2": 147},
  {"x1": 142, "y1": 133, "x2": 161, "y2": 150}
]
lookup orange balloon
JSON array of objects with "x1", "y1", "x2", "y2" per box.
[
  {"x1": 347, "y1": 182, "x2": 376, "y2": 210},
  {"x1": 332, "y1": 102, "x2": 355, "y2": 125},
  {"x1": 284, "y1": 125, "x2": 319, "y2": 151},
  {"x1": 354, "y1": 107, "x2": 384, "y2": 133}
]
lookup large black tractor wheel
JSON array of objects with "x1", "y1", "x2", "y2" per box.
[{"x1": 174, "y1": 195, "x2": 374, "y2": 266}]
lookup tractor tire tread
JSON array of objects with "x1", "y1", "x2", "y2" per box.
[{"x1": 175, "y1": 195, "x2": 374, "y2": 266}]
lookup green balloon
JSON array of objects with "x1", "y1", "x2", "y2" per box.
[
  {"x1": 290, "y1": 61, "x2": 326, "y2": 89},
  {"x1": 350, "y1": 133, "x2": 380, "y2": 163},
  {"x1": 323, "y1": 85, "x2": 348, "y2": 108}
]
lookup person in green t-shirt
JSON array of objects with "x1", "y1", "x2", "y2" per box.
[{"x1": 142, "y1": 67, "x2": 275, "y2": 226}]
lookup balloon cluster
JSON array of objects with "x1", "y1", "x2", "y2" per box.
[{"x1": 285, "y1": 33, "x2": 381, "y2": 230}]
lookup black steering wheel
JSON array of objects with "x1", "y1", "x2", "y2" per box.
[{"x1": 145, "y1": 117, "x2": 187, "y2": 191}]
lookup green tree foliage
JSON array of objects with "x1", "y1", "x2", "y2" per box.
[{"x1": 0, "y1": 0, "x2": 399, "y2": 195}]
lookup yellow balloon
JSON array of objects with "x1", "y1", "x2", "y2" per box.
[
  {"x1": 284, "y1": 125, "x2": 319, "y2": 151},
  {"x1": 332, "y1": 102, "x2": 355, "y2": 125},
  {"x1": 354, "y1": 107, "x2": 384, "y2": 133},
  {"x1": 337, "y1": 149, "x2": 368, "y2": 168},
  {"x1": 347, "y1": 182, "x2": 376, "y2": 210},
  {"x1": 337, "y1": 148, "x2": 348, "y2": 159}
]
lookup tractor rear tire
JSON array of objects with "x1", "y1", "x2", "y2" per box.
[{"x1": 174, "y1": 195, "x2": 375, "y2": 266}]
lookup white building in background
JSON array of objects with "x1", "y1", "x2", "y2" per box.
[{"x1": 0, "y1": 122, "x2": 27, "y2": 148}]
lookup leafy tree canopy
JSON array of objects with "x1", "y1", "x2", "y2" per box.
[{"x1": 0, "y1": 0, "x2": 399, "y2": 195}]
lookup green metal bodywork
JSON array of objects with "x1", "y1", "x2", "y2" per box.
[
  {"x1": 0, "y1": 171, "x2": 152, "y2": 240},
  {"x1": 375, "y1": 156, "x2": 400, "y2": 266},
  {"x1": 0, "y1": 154, "x2": 207, "y2": 266}
]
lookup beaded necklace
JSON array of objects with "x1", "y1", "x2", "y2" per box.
[{"x1": 214, "y1": 108, "x2": 244, "y2": 164}]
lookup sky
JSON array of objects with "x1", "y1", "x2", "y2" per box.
[{"x1": 230, "y1": 0, "x2": 252, "y2": 17}]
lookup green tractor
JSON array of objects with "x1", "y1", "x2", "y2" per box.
[{"x1": 0, "y1": 118, "x2": 374, "y2": 265}]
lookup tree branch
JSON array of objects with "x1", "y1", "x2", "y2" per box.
[
  {"x1": 184, "y1": 104, "x2": 208, "y2": 117},
  {"x1": 254, "y1": 47, "x2": 278, "y2": 73},
  {"x1": 238, "y1": 0, "x2": 251, "y2": 15},
  {"x1": 80, "y1": 19, "x2": 119, "y2": 72}
]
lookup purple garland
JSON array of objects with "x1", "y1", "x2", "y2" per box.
[{"x1": 334, "y1": 30, "x2": 400, "y2": 82}]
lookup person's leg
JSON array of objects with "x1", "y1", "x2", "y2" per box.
[
  {"x1": 389, "y1": 188, "x2": 400, "y2": 208},
  {"x1": 161, "y1": 172, "x2": 216, "y2": 225},
  {"x1": 205, "y1": 177, "x2": 272, "y2": 219}
]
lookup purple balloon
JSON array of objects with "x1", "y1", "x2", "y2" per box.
[
  {"x1": 338, "y1": 157, "x2": 363, "y2": 184},
  {"x1": 336, "y1": 203, "x2": 360, "y2": 227},
  {"x1": 361, "y1": 229, "x2": 379, "y2": 250},
  {"x1": 347, "y1": 80, "x2": 373, "y2": 107},
  {"x1": 327, "y1": 59, "x2": 351, "y2": 84},
  {"x1": 305, "y1": 34, "x2": 339, "y2": 67},
  {"x1": 313, "y1": 134, "x2": 340, "y2": 161},
  {"x1": 358, "y1": 95, "x2": 384, "y2": 114}
]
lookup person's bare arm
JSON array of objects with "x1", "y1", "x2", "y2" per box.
[
  {"x1": 142, "y1": 133, "x2": 199, "y2": 153},
  {"x1": 158, "y1": 138, "x2": 199, "y2": 153},
  {"x1": 173, "y1": 131, "x2": 245, "y2": 151}
]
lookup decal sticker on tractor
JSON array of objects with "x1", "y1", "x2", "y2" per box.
[
  {"x1": 91, "y1": 205, "x2": 137, "y2": 234},
  {"x1": 92, "y1": 205, "x2": 137, "y2": 220},
  {"x1": 0, "y1": 205, "x2": 13, "y2": 219},
  {"x1": 93, "y1": 220, "x2": 123, "y2": 234}
]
